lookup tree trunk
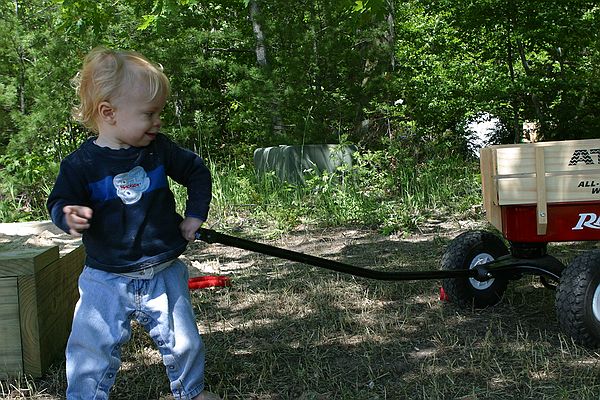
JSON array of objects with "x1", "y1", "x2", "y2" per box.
[
  {"x1": 517, "y1": 39, "x2": 544, "y2": 139},
  {"x1": 249, "y1": 0, "x2": 267, "y2": 69},
  {"x1": 506, "y1": 24, "x2": 520, "y2": 143},
  {"x1": 248, "y1": 0, "x2": 283, "y2": 134},
  {"x1": 15, "y1": 0, "x2": 26, "y2": 114},
  {"x1": 386, "y1": 0, "x2": 395, "y2": 73},
  {"x1": 18, "y1": 47, "x2": 26, "y2": 113}
]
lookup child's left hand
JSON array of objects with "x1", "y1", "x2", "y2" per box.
[{"x1": 179, "y1": 216, "x2": 204, "y2": 241}]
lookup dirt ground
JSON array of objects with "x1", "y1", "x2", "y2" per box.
[{"x1": 0, "y1": 221, "x2": 82, "y2": 254}]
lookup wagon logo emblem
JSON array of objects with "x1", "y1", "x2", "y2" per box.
[
  {"x1": 572, "y1": 213, "x2": 600, "y2": 230},
  {"x1": 569, "y1": 149, "x2": 600, "y2": 166}
]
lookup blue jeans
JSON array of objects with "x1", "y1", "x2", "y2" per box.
[{"x1": 66, "y1": 260, "x2": 205, "y2": 399}]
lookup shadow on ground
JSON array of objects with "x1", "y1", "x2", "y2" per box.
[{"x1": 2, "y1": 223, "x2": 599, "y2": 399}]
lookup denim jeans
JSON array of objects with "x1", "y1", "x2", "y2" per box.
[{"x1": 66, "y1": 259, "x2": 205, "y2": 399}]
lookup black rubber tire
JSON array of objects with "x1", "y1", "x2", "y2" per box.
[
  {"x1": 555, "y1": 250, "x2": 600, "y2": 348},
  {"x1": 441, "y1": 230, "x2": 509, "y2": 308}
]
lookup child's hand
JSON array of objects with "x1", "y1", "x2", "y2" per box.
[
  {"x1": 179, "y1": 216, "x2": 204, "y2": 241},
  {"x1": 63, "y1": 205, "x2": 93, "y2": 237}
]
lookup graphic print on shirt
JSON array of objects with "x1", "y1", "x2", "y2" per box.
[{"x1": 113, "y1": 166, "x2": 150, "y2": 204}]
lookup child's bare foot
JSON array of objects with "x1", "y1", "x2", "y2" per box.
[{"x1": 192, "y1": 390, "x2": 222, "y2": 400}]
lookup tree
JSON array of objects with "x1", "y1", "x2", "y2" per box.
[{"x1": 439, "y1": 0, "x2": 600, "y2": 141}]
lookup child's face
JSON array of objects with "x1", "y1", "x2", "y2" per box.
[{"x1": 98, "y1": 82, "x2": 166, "y2": 149}]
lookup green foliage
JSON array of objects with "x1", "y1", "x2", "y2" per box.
[
  {"x1": 1, "y1": 0, "x2": 599, "y2": 226},
  {"x1": 0, "y1": 150, "x2": 58, "y2": 221},
  {"x1": 433, "y1": 0, "x2": 600, "y2": 140}
]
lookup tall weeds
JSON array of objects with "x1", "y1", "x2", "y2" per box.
[
  {"x1": 174, "y1": 148, "x2": 482, "y2": 235},
  {"x1": 1, "y1": 146, "x2": 481, "y2": 234}
]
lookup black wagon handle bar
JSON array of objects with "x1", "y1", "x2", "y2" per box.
[{"x1": 195, "y1": 228, "x2": 477, "y2": 281}]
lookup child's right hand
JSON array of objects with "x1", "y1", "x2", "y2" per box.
[{"x1": 63, "y1": 205, "x2": 93, "y2": 237}]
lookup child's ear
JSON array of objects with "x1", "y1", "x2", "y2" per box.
[{"x1": 98, "y1": 102, "x2": 116, "y2": 124}]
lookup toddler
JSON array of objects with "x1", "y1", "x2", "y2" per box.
[{"x1": 47, "y1": 47, "x2": 220, "y2": 400}]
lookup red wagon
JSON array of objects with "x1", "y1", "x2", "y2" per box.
[{"x1": 441, "y1": 139, "x2": 600, "y2": 347}]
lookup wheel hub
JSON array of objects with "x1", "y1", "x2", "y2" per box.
[
  {"x1": 469, "y1": 252, "x2": 495, "y2": 290},
  {"x1": 593, "y1": 283, "x2": 600, "y2": 323}
]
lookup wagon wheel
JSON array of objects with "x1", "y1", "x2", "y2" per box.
[
  {"x1": 555, "y1": 250, "x2": 600, "y2": 348},
  {"x1": 441, "y1": 230, "x2": 509, "y2": 308}
]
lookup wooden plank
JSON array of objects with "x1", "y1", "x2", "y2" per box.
[
  {"x1": 34, "y1": 245, "x2": 84, "y2": 376},
  {"x1": 484, "y1": 138, "x2": 600, "y2": 150},
  {"x1": 535, "y1": 148, "x2": 548, "y2": 235},
  {"x1": 18, "y1": 274, "x2": 41, "y2": 377},
  {"x1": 497, "y1": 172, "x2": 600, "y2": 205},
  {"x1": 480, "y1": 147, "x2": 502, "y2": 230},
  {"x1": 0, "y1": 247, "x2": 59, "y2": 278},
  {"x1": 495, "y1": 139, "x2": 600, "y2": 175},
  {"x1": 0, "y1": 277, "x2": 23, "y2": 377}
]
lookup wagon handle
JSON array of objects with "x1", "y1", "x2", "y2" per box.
[{"x1": 195, "y1": 228, "x2": 478, "y2": 282}]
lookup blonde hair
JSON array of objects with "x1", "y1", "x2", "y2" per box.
[{"x1": 71, "y1": 47, "x2": 170, "y2": 132}]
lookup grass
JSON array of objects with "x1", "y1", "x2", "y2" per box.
[
  {"x1": 173, "y1": 151, "x2": 483, "y2": 237},
  {"x1": 1, "y1": 223, "x2": 599, "y2": 399}
]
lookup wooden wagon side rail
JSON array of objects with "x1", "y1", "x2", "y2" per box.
[{"x1": 480, "y1": 138, "x2": 600, "y2": 241}]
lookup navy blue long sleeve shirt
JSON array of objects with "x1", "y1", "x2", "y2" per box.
[{"x1": 47, "y1": 133, "x2": 211, "y2": 273}]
